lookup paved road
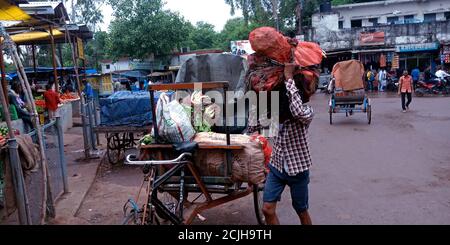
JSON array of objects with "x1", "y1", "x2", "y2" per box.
[
  {"x1": 200, "y1": 93, "x2": 450, "y2": 225},
  {"x1": 75, "y1": 93, "x2": 450, "y2": 225}
]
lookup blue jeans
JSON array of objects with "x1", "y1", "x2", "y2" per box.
[
  {"x1": 368, "y1": 80, "x2": 374, "y2": 91},
  {"x1": 263, "y1": 164, "x2": 310, "y2": 213}
]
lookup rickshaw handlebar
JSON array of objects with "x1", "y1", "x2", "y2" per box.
[{"x1": 125, "y1": 153, "x2": 192, "y2": 166}]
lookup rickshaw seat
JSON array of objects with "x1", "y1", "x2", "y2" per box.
[
  {"x1": 173, "y1": 142, "x2": 199, "y2": 154},
  {"x1": 334, "y1": 94, "x2": 365, "y2": 103}
]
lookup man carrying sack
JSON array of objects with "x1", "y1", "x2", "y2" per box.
[
  {"x1": 246, "y1": 27, "x2": 323, "y2": 225},
  {"x1": 260, "y1": 63, "x2": 314, "y2": 225}
]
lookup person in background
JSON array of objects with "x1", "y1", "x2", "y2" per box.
[
  {"x1": 367, "y1": 69, "x2": 374, "y2": 92},
  {"x1": 82, "y1": 79, "x2": 94, "y2": 101},
  {"x1": 435, "y1": 66, "x2": 450, "y2": 80},
  {"x1": 8, "y1": 82, "x2": 33, "y2": 131},
  {"x1": 411, "y1": 67, "x2": 420, "y2": 89},
  {"x1": 64, "y1": 77, "x2": 74, "y2": 93},
  {"x1": 114, "y1": 80, "x2": 122, "y2": 92},
  {"x1": 398, "y1": 70, "x2": 413, "y2": 113},
  {"x1": 378, "y1": 68, "x2": 387, "y2": 92},
  {"x1": 43, "y1": 82, "x2": 61, "y2": 119}
]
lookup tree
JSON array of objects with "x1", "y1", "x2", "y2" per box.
[
  {"x1": 225, "y1": 0, "x2": 272, "y2": 27},
  {"x1": 185, "y1": 22, "x2": 220, "y2": 51},
  {"x1": 216, "y1": 18, "x2": 264, "y2": 51},
  {"x1": 62, "y1": 0, "x2": 105, "y2": 31},
  {"x1": 84, "y1": 31, "x2": 109, "y2": 69},
  {"x1": 106, "y1": 0, "x2": 190, "y2": 59},
  {"x1": 74, "y1": 0, "x2": 105, "y2": 32}
]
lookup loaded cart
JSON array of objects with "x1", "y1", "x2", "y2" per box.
[
  {"x1": 94, "y1": 91, "x2": 161, "y2": 164},
  {"x1": 123, "y1": 82, "x2": 266, "y2": 225},
  {"x1": 328, "y1": 60, "x2": 372, "y2": 125}
]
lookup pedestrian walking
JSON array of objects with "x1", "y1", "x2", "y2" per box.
[{"x1": 398, "y1": 70, "x2": 413, "y2": 113}]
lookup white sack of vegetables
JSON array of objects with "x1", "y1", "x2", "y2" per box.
[{"x1": 155, "y1": 92, "x2": 196, "y2": 143}]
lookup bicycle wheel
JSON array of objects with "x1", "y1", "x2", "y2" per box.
[
  {"x1": 253, "y1": 184, "x2": 265, "y2": 225},
  {"x1": 122, "y1": 209, "x2": 142, "y2": 225}
]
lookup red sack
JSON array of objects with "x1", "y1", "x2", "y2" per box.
[
  {"x1": 250, "y1": 134, "x2": 272, "y2": 173},
  {"x1": 248, "y1": 27, "x2": 323, "y2": 92},
  {"x1": 247, "y1": 53, "x2": 285, "y2": 92},
  {"x1": 295, "y1": 42, "x2": 324, "y2": 67},
  {"x1": 249, "y1": 27, "x2": 292, "y2": 63}
]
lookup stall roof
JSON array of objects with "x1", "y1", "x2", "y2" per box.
[
  {"x1": 115, "y1": 70, "x2": 149, "y2": 79},
  {"x1": 8, "y1": 66, "x2": 97, "y2": 78},
  {"x1": 3, "y1": 28, "x2": 64, "y2": 43},
  {"x1": 3, "y1": 1, "x2": 93, "y2": 45},
  {"x1": 0, "y1": 0, "x2": 30, "y2": 21}
]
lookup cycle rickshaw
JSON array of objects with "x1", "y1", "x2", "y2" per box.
[{"x1": 328, "y1": 60, "x2": 372, "y2": 125}]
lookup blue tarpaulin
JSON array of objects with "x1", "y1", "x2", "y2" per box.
[{"x1": 99, "y1": 91, "x2": 173, "y2": 127}]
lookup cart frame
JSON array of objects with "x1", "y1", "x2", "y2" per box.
[
  {"x1": 123, "y1": 82, "x2": 265, "y2": 225},
  {"x1": 94, "y1": 125, "x2": 152, "y2": 165},
  {"x1": 328, "y1": 94, "x2": 372, "y2": 125}
]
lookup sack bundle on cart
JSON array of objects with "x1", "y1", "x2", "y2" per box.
[{"x1": 328, "y1": 60, "x2": 372, "y2": 125}]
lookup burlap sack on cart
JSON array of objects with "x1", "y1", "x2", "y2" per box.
[
  {"x1": 193, "y1": 132, "x2": 266, "y2": 185},
  {"x1": 332, "y1": 60, "x2": 365, "y2": 92}
]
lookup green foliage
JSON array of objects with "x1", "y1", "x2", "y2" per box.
[
  {"x1": 84, "y1": 31, "x2": 109, "y2": 69},
  {"x1": 106, "y1": 0, "x2": 189, "y2": 59},
  {"x1": 184, "y1": 22, "x2": 220, "y2": 51},
  {"x1": 74, "y1": 0, "x2": 105, "y2": 31},
  {"x1": 216, "y1": 18, "x2": 263, "y2": 51}
]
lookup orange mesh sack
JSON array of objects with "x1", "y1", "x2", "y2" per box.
[
  {"x1": 295, "y1": 42, "x2": 324, "y2": 67},
  {"x1": 249, "y1": 27, "x2": 292, "y2": 63}
]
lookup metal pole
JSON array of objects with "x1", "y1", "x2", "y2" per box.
[
  {"x1": 68, "y1": 34, "x2": 90, "y2": 159},
  {"x1": 94, "y1": 107, "x2": 100, "y2": 145},
  {"x1": 49, "y1": 26, "x2": 59, "y2": 92},
  {"x1": 0, "y1": 43, "x2": 8, "y2": 104},
  {"x1": 58, "y1": 44, "x2": 64, "y2": 68},
  {"x1": 3, "y1": 26, "x2": 53, "y2": 224},
  {"x1": 31, "y1": 44, "x2": 37, "y2": 77},
  {"x1": 55, "y1": 116, "x2": 69, "y2": 193},
  {"x1": 87, "y1": 101, "x2": 96, "y2": 150},
  {"x1": 0, "y1": 47, "x2": 31, "y2": 225}
]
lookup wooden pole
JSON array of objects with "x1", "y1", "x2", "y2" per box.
[
  {"x1": 49, "y1": 26, "x2": 59, "y2": 92},
  {"x1": 0, "y1": 42, "x2": 8, "y2": 104}
]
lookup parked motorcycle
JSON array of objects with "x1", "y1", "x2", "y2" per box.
[
  {"x1": 415, "y1": 76, "x2": 449, "y2": 97},
  {"x1": 386, "y1": 76, "x2": 399, "y2": 92}
]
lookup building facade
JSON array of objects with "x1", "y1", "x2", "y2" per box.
[{"x1": 310, "y1": 0, "x2": 450, "y2": 74}]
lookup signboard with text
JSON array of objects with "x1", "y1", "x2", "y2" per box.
[
  {"x1": 77, "y1": 37, "x2": 85, "y2": 60},
  {"x1": 395, "y1": 43, "x2": 439, "y2": 53},
  {"x1": 359, "y1": 32, "x2": 385, "y2": 46},
  {"x1": 231, "y1": 40, "x2": 255, "y2": 57}
]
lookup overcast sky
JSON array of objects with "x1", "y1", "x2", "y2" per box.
[{"x1": 98, "y1": 0, "x2": 242, "y2": 32}]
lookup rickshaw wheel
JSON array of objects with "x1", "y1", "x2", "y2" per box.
[
  {"x1": 107, "y1": 134, "x2": 124, "y2": 165},
  {"x1": 107, "y1": 147, "x2": 123, "y2": 165},
  {"x1": 367, "y1": 104, "x2": 372, "y2": 125},
  {"x1": 329, "y1": 106, "x2": 333, "y2": 125},
  {"x1": 253, "y1": 184, "x2": 265, "y2": 225}
]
